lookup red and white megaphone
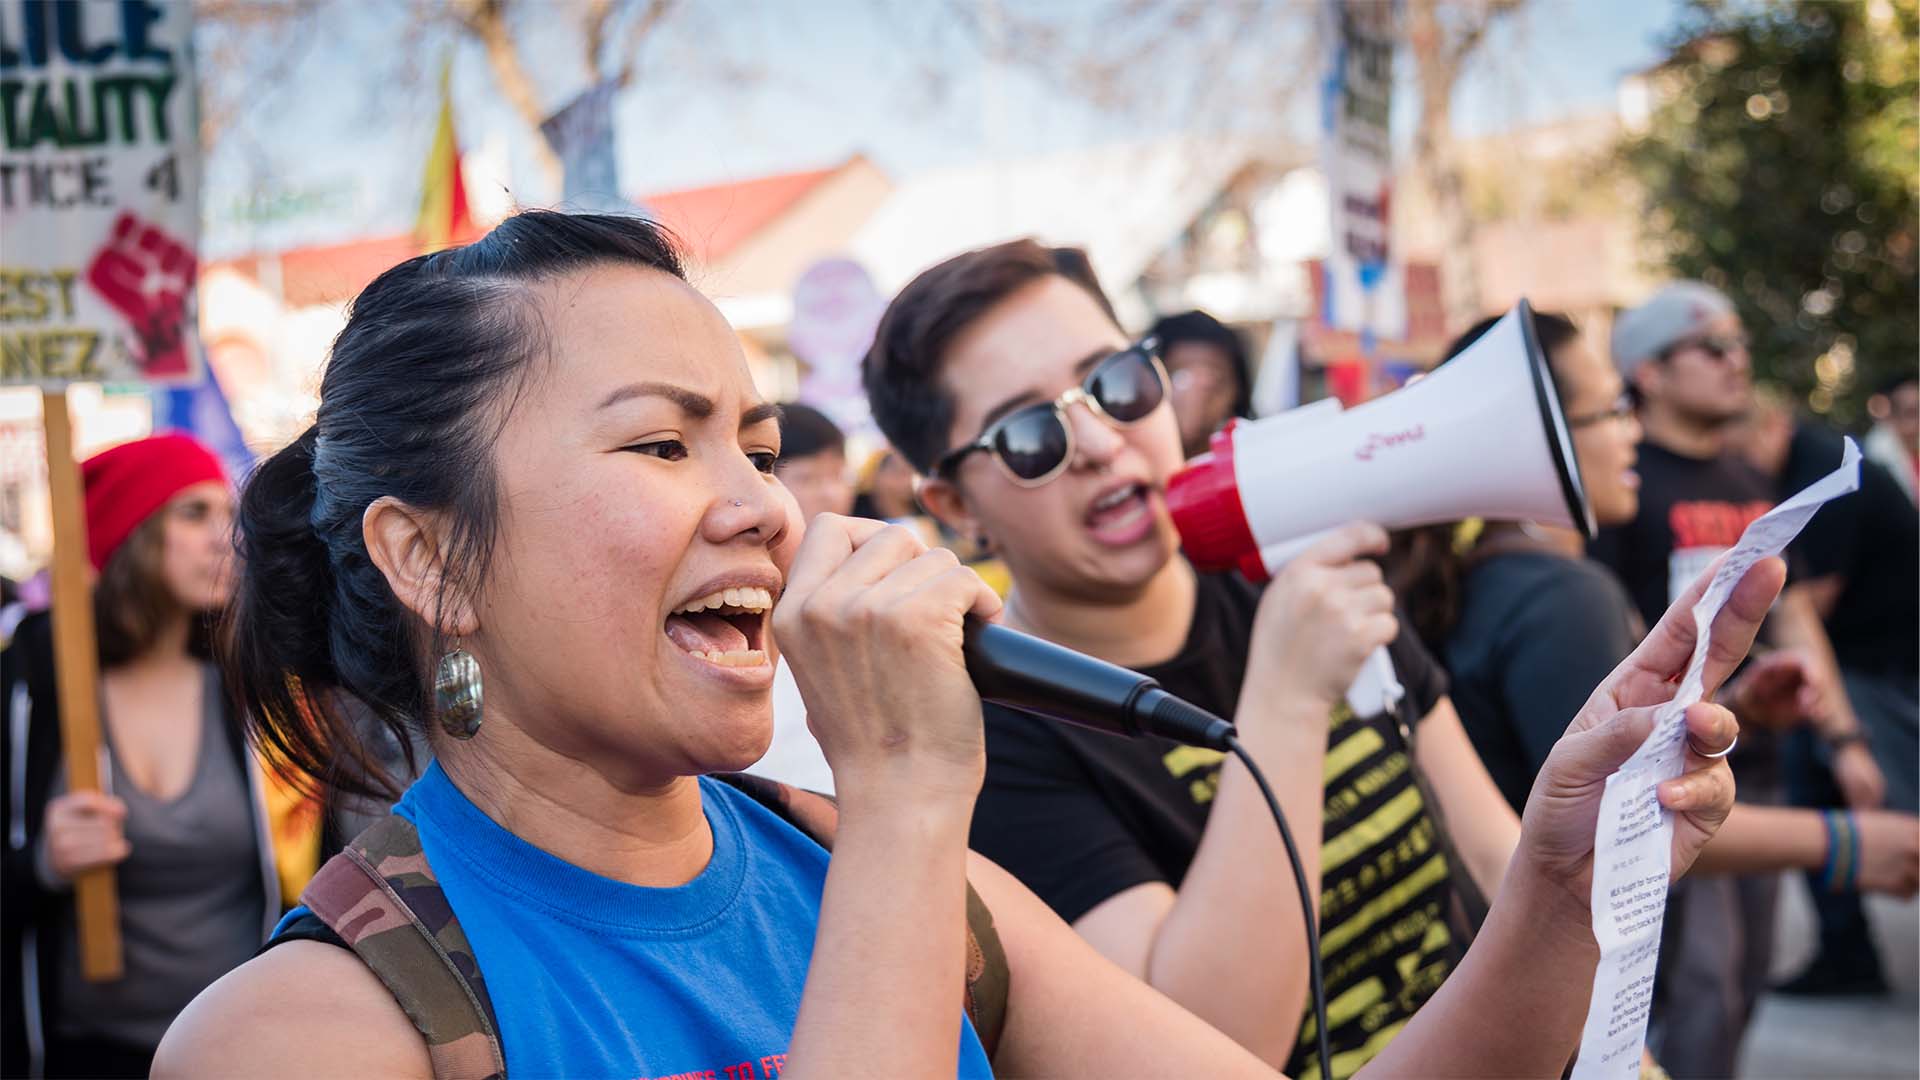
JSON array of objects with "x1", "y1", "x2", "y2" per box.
[{"x1": 1166, "y1": 299, "x2": 1596, "y2": 712}]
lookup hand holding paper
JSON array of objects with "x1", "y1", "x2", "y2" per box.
[
  {"x1": 1517, "y1": 554, "x2": 1780, "y2": 903},
  {"x1": 1568, "y1": 437, "x2": 1861, "y2": 1080}
]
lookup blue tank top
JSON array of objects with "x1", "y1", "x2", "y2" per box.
[{"x1": 280, "y1": 762, "x2": 993, "y2": 1078}]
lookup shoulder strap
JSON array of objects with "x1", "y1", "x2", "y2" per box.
[
  {"x1": 300, "y1": 814, "x2": 506, "y2": 1080},
  {"x1": 714, "y1": 773, "x2": 1010, "y2": 1060}
]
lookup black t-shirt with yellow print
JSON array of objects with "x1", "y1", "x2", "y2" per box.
[{"x1": 968, "y1": 572, "x2": 1457, "y2": 1080}]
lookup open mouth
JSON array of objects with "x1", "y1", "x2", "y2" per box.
[
  {"x1": 664, "y1": 586, "x2": 773, "y2": 668},
  {"x1": 1085, "y1": 482, "x2": 1153, "y2": 538}
]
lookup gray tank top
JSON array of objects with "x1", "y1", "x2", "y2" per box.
[{"x1": 54, "y1": 664, "x2": 265, "y2": 1048}]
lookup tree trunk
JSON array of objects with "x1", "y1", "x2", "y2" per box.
[{"x1": 1406, "y1": 0, "x2": 1501, "y2": 332}]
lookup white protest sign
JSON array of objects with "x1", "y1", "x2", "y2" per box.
[
  {"x1": 1, "y1": 0, "x2": 202, "y2": 387},
  {"x1": 1317, "y1": 0, "x2": 1404, "y2": 340},
  {"x1": 1572, "y1": 437, "x2": 1862, "y2": 1080}
]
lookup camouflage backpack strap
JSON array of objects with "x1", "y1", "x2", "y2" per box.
[
  {"x1": 713, "y1": 773, "x2": 1010, "y2": 1060},
  {"x1": 300, "y1": 813, "x2": 507, "y2": 1080}
]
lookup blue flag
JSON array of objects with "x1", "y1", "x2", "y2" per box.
[{"x1": 152, "y1": 362, "x2": 254, "y2": 482}]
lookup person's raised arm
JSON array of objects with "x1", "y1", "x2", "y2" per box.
[
  {"x1": 771, "y1": 515, "x2": 1003, "y2": 1079},
  {"x1": 1072, "y1": 523, "x2": 1397, "y2": 1066},
  {"x1": 1362, "y1": 555, "x2": 1780, "y2": 1078}
]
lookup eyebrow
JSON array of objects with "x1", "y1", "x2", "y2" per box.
[
  {"x1": 600, "y1": 381, "x2": 713, "y2": 417},
  {"x1": 742, "y1": 402, "x2": 783, "y2": 429},
  {"x1": 976, "y1": 346, "x2": 1116, "y2": 431},
  {"x1": 598, "y1": 381, "x2": 782, "y2": 430}
]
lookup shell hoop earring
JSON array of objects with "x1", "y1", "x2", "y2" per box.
[{"x1": 434, "y1": 644, "x2": 484, "y2": 739}]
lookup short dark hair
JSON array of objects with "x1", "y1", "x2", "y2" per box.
[
  {"x1": 1441, "y1": 310, "x2": 1582, "y2": 412},
  {"x1": 775, "y1": 402, "x2": 845, "y2": 462},
  {"x1": 864, "y1": 239, "x2": 1121, "y2": 474},
  {"x1": 225, "y1": 211, "x2": 688, "y2": 801},
  {"x1": 1877, "y1": 370, "x2": 1918, "y2": 397},
  {"x1": 1148, "y1": 309, "x2": 1253, "y2": 419}
]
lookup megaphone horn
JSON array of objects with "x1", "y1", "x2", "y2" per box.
[{"x1": 1168, "y1": 299, "x2": 1595, "y2": 582}]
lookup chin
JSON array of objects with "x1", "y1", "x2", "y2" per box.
[{"x1": 1080, "y1": 533, "x2": 1175, "y2": 593}]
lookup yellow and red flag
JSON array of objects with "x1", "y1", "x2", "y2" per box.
[{"x1": 416, "y1": 58, "x2": 475, "y2": 251}]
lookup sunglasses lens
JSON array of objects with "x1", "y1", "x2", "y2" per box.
[
  {"x1": 1089, "y1": 349, "x2": 1165, "y2": 422},
  {"x1": 992, "y1": 408, "x2": 1071, "y2": 482}
]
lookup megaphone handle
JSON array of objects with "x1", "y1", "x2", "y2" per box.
[{"x1": 1343, "y1": 645, "x2": 1403, "y2": 718}]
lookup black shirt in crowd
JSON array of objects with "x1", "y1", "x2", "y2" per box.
[
  {"x1": 1445, "y1": 551, "x2": 1641, "y2": 811},
  {"x1": 1589, "y1": 438, "x2": 1784, "y2": 791},
  {"x1": 968, "y1": 571, "x2": 1457, "y2": 1080},
  {"x1": 1779, "y1": 423, "x2": 1918, "y2": 678},
  {"x1": 1589, "y1": 441, "x2": 1779, "y2": 631}
]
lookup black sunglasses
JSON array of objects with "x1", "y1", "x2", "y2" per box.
[
  {"x1": 1662, "y1": 334, "x2": 1749, "y2": 362},
  {"x1": 934, "y1": 338, "x2": 1169, "y2": 488}
]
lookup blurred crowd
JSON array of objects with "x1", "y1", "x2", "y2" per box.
[{"x1": 2, "y1": 229, "x2": 1914, "y2": 1079}]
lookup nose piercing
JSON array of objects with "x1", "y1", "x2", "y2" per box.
[{"x1": 732, "y1": 499, "x2": 744, "y2": 507}]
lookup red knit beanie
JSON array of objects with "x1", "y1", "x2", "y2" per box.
[{"x1": 81, "y1": 433, "x2": 228, "y2": 571}]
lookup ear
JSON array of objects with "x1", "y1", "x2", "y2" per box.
[
  {"x1": 1629, "y1": 359, "x2": 1660, "y2": 401},
  {"x1": 362, "y1": 496, "x2": 478, "y2": 638},
  {"x1": 914, "y1": 475, "x2": 983, "y2": 545}
]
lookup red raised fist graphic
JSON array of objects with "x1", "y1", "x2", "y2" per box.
[{"x1": 86, "y1": 213, "x2": 198, "y2": 378}]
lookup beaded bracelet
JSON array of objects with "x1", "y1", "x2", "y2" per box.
[{"x1": 1818, "y1": 809, "x2": 1860, "y2": 893}]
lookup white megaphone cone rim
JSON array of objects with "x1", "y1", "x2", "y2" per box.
[{"x1": 1166, "y1": 298, "x2": 1595, "y2": 582}]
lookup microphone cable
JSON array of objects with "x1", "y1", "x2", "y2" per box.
[{"x1": 1225, "y1": 732, "x2": 1330, "y2": 1080}]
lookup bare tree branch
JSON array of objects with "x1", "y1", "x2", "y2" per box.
[
  {"x1": 1406, "y1": 0, "x2": 1525, "y2": 328},
  {"x1": 583, "y1": 0, "x2": 618, "y2": 82},
  {"x1": 613, "y1": 0, "x2": 678, "y2": 89},
  {"x1": 450, "y1": 0, "x2": 562, "y2": 189}
]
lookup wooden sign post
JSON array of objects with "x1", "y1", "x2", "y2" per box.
[
  {"x1": 2, "y1": 0, "x2": 204, "y2": 980},
  {"x1": 40, "y1": 390, "x2": 122, "y2": 980}
]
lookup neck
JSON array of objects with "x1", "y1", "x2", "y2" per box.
[
  {"x1": 1640, "y1": 400, "x2": 1727, "y2": 459},
  {"x1": 115, "y1": 613, "x2": 194, "y2": 673},
  {"x1": 437, "y1": 721, "x2": 713, "y2": 889},
  {"x1": 1482, "y1": 520, "x2": 1584, "y2": 559},
  {"x1": 1004, "y1": 555, "x2": 1197, "y2": 668}
]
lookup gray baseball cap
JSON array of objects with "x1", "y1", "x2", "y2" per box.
[{"x1": 1611, "y1": 281, "x2": 1739, "y2": 377}]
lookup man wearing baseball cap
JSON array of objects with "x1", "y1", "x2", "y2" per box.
[{"x1": 1593, "y1": 281, "x2": 1887, "y2": 1078}]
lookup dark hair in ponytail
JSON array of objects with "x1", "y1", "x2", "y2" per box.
[
  {"x1": 225, "y1": 211, "x2": 687, "y2": 800},
  {"x1": 1389, "y1": 309, "x2": 1582, "y2": 655}
]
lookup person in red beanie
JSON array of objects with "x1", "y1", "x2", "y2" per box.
[{"x1": 2, "y1": 433, "x2": 280, "y2": 1080}]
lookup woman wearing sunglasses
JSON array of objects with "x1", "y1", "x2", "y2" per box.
[
  {"x1": 157, "y1": 212, "x2": 1760, "y2": 1079},
  {"x1": 866, "y1": 241, "x2": 1606, "y2": 1077}
]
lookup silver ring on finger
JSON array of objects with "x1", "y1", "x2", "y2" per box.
[{"x1": 1691, "y1": 733, "x2": 1738, "y2": 760}]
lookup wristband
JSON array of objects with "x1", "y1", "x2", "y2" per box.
[
  {"x1": 1818, "y1": 809, "x2": 1841, "y2": 892},
  {"x1": 1821, "y1": 810, "x2": 1860, "y2": 894}
]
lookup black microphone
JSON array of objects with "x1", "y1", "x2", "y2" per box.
[{"x1": 961, "y1": 618, "x2": 1236, "y2": 750}]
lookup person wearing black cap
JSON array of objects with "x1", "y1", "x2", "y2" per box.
[{"x1": 1148, "y1": 310, "x2": 1253, "y2": 458}]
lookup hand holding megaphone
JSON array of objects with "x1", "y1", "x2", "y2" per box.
[
  {"x1": 1167, "y1": 300, "x2": 1596, "y2": 713},
  {"x1": 1244, "y1": 522, "x2": 1401, "y2": 713}
]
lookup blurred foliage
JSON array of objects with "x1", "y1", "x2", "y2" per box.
[{"x1": 1623, "y1": 0, "x2": 1917, "y2": 427}]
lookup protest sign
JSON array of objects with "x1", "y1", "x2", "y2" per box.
[
  {"x1": 2, "y1": 0, "x2": 202, "y2": 387},
  {"x1": 0, "y1": 0, "x2": 205, "y2": 980},
  {"x1": 1318, "y1": 0, "x2": 1406, "y2": 341}
]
